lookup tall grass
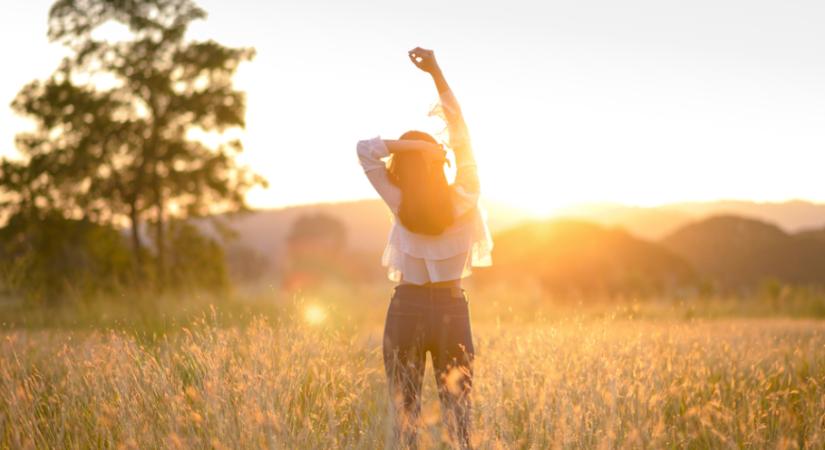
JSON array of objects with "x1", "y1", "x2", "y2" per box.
[{"x1": 1, "y1": 286, "x2": 824, "y2": 449}]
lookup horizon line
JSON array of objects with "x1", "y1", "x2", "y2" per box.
[{"x1": 243, "y1": 196, "x2": 825, "y2": 214}]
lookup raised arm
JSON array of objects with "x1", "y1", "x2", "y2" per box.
[{"x1": 408, "y1": 47, "x2": 479, "y2": 194}]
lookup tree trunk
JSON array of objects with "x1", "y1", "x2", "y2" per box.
[
  {"x1": 153, "y1": 165, "x2": 165, "y2": 292},
  {"x1": 129, "y1": 199, "x2": 143, "y2": 280}
]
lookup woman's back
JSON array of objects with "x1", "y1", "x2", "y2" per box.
[{"x1": 356, "y1": 87, "x2": 493, "y2": 285}]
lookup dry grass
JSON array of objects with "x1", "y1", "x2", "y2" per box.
[{"x1": 1, "y1": 293, "x2": 825, "y2": 449}]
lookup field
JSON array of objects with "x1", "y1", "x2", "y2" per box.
[{"x1": 1, "y1": 284, "x2": 825, "y2": 449}]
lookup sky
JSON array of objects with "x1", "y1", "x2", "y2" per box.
[{"x1": 2, "y1": 0, "x2": 824, "y2": 216}]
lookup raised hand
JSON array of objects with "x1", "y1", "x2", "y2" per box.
[{"x1": 408, "y1": 47, "x2": 440, "y2": 74}]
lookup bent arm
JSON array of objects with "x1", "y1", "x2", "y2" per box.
[
  {"x1": 356, "y1": 137, "x2": 445, "y2": 213},
  {"x1": 356, "y1": 137, "x2": 400, "y2": 213}
]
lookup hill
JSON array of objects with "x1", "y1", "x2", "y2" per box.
[
  {"x1": 556, "y1": 200, "x2": 825, "y2": 240},
  {"x1": 661, "y1": 215, "x2": 825, "y2": 289},
  {"x1": 478, "y1": 219, "x2": 695, "y2": 294},
  {"x1": 671, "y1": 200, "x2": 825, "y2": 232},
  {"x1": 554, "y1": 203, "x2": 694, "y2": 240},
  {"x1": 796, "y1": 226, "x2": 825, "y2": 244}
]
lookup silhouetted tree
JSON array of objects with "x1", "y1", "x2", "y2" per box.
[
  {"x1": 0, "y1": 212, "x2": 135, "y2": 303},
  {"x1": 224, "y1": 244, "x2": 270, "y2": 283},
  {"x1": 3, "y1": 0, "x2": 266, "y2": 291},
  {"x1": 165, "y1": 219, "x2": 229, "y2": 294},
  {"x1": 283, "y1": 213, "x2": 349, "y2": 290},
  {"x1": 287, "y1": 213, "x2": 348, "y2": 252}
]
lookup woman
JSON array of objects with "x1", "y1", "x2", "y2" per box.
[{"x1": 356, "y1": 47, "x2": 493, "y2": 450}]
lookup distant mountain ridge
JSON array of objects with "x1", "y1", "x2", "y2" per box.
[
  {"x1": 554, "y1": 200, "x2": 825, "y2": 240},
  {"x1": 477, "y1": 219, "x2": 695, "y2": 294},
  {"x1": 214, "y1": 199, "x2": 825, "y2": 288},
  {"x1": 661, "y1": 215, "x2": 825, "y2": 288}
]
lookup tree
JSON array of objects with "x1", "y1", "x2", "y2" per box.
[
  {"x1": 0, "y1": 212, "x2": 135, "y2": 304},
  {"x1": 286, "y1": 213, "x2": 348, "y2": 253},
  {"x1": 165, "y1": 219, "x2": 229, "y2": 294},
  {"x1": 3, "y1": 0, "x2": 266, "y2": 291},
  {"x1": 283, "y1": 213, "x2": 350, "y2": 290}
]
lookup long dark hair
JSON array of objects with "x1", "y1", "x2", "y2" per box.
[{"x1": 387, "y1": 130, "x2": 454, "y2": 235}]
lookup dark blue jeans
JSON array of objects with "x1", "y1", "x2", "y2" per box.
[{"x1": 382, "y1": 284, "x2": 475, "y2": 450}]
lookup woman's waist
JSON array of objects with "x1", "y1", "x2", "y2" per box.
[
  {"x1": 393, "y1": 282, "x2": 465, "y2": 300},
  {"x1": 399, "y1": 278, "x2": 462, "y2": 288},
  {"x1": 385, "y1": 234, "x2": 474, "y2": 259}
]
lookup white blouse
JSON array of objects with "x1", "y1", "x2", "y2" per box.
[{"x1": 356, "y1": 88, "x2": 493, "y2": 284}]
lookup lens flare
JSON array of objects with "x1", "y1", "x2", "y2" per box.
[{"x1": 304, "y1": 304, "x2": 326, "y2": 325}]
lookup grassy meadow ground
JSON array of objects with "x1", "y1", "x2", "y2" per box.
[{"x1": 1, "y1": 282, "x2": 825, "y2": 449}]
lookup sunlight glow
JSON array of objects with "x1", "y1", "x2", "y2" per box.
[
  {"x1": 3, "y1": 0, "x2": 824, "y2": 214},
  {"x1": 304, "y1": 304, "x2": 327, "y2": 325}
]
